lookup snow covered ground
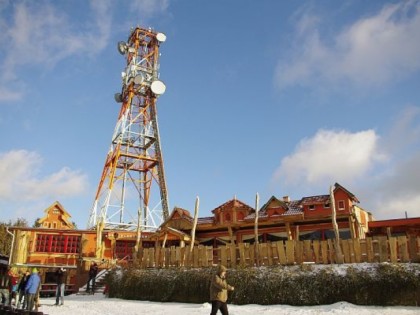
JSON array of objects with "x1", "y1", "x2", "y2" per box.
[{"x1": 35, "y1": 293, "x2": 419, "y2": 315}]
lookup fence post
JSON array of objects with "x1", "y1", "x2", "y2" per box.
[{"x1": 254, "y1": 193, "x2": 260, "y2": 267}]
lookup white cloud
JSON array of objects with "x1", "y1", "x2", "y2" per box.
[
  {"x1": 372, "y1": 194, "x2": 420, "y2": 219},
  {"x1": 374, "y1": 152, "x2": 420, "y2": 217},
  {"x1": 0, "y1": 86, "x2": 22, "y2": 102},
  {"x1": 362, "y1": 108, "x2": 420, "y2": 218},
  {"x1": 382, "y1": 105, "x2": 420, "y2": 155},
  {"x1": 0, "y1": 1, "x2": 112, "y2": 101},
  {"x1": 0, "y1": 150, "x2": 88, "y2": 202},
  {"x1": 276, "y1": 1, "x2": 420, "y2": 89},
  {"x1": 130, "y1": 0, "x2": 170, "y2": 17},
  {"x1": 274, "y1": 129, "x2": 384, "y2": 186},
  {"x1": 273, "y1": 106, "x2": 420, "y2": 219}
]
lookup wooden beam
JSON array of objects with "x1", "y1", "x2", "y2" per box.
[
  {"x1": 330, "y1": 185, "x2": 344, "y2": 264},
  {"x1": 286, "y1": 222, "x2": 292, "y2": 240},
  {"x1": 254, "y1": 193, "x2": 260, "y2": 266},
  {"x1": 134, "y1": 207, "x2": 143, "y2": 261},
  {"x1": 227, "y1": 225, "x2": 235, "y2": 244},
  {"x1": 162, "y1": 232, "x2": 168, "y2": 248},
  {"x1": 190, "y1": 196, "x2": 199, "y2": 253}
]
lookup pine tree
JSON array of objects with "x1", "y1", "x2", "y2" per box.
[{"x1": 0, "y1": 218, "x2": 28, "y2": 256}]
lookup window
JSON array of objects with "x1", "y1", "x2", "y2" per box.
[
  {"x1": 35, "y1": 234, "x2": 80, "y2": 253},
  {"x1": 115, "y1": 241, "x2": 135, "y2": 259},
  {"x1": 225, "y1": 213, "x2": 231, "y2": 221},
  {"x1": 308, "y1": 205, "x2": 315, "y2": 211},
  {"x1": 43, "y1": 222, "x2": 48, "y2": 227},
  {"x1": 324, "y1": 202, "x2": 330, "y2": 209},
  {"x1": 53, "y1": 222, "x2": 57, "y2": 229},
  {"x1": 338, "y1": 200, "x2": 345, "y2": 210}
]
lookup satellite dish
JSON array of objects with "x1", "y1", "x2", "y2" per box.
[
  {"x1": 117, "y1": 41, "x2": 128, "y2": 55},
  {"x1": 114, "y1": 93, "x2": 123, "y2": 103},
  {"x1": 156, "y1": 33, "x2": 167, "y2": 43},
  {"x1": 134, "y1": 74, "x2": 144, "y2": 85},
  {"x1": 150, "y1": 80, "x2": 166, "y2": 95}
]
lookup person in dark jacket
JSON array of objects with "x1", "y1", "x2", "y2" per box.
[
  {"x1": 86, "y1": 263, "x2": 98, "y2": 293},
  {"x1": 17, "y1": 270, "x2": 30, "y2": 309},
  {"x1": 209, "y1": 265, "x2": 234, "y2": 315},
  {"x1": 54, "y1": 268, "x2": 66, "y2": 306},
  {"x1": 25, "y1": 268, "x2": 41, "y2": 311}
]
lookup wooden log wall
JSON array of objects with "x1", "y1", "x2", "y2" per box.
[{"x1": 134, "y1": 236, "x2": 420, "y2": 269}]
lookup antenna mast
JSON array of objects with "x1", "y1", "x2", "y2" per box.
[{"x1": 88, "y1": 27, "x2": 169, "y2": 231}]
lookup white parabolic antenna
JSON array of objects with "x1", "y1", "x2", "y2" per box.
[
  {"x1": 151, "y1": 80, "x2": 166, "y2": 95},
  {"x1": 156, "y1": 33, "x2": 167, "y2": 42}
]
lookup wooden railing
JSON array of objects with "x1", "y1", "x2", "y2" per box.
[{"x1": 133, "y1": 236, "x2": 420, "y2": 268}]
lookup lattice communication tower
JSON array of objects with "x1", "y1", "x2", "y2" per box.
[{"x1": 88, "y1": 27, "x2": 169, "y2": 231}]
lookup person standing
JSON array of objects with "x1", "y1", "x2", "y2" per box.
[
  {"x1": 209, "y1": 265, "x2": 235, "y2": 315},
  {"x1": 0, "y1": 267, "x2": 11, "y2": 305},
  {"x1": 24, "y1": 268, "x2": 41, "y2": 311},
  {"x1": 17, "y1": 270, "x2": 30, "y2": 309},
  {"x1": 86, "y1": 262, "x2": 98, "y2": 294},
  {"x1": 9, "y1": 271, "x2": 19, "y2": 306},
  {"x1": 54, "y1": 268, "x2": 65, "y2": 306}
]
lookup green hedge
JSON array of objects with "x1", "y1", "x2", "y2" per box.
[{"x1": 106, "y1": 263, "x2": 420, "y2": 306}]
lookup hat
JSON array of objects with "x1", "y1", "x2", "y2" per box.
[
  {"x1": 32, "y1": 268, "x2": 38, "y2": 273},
  {"x1": 217, "y1": 265, "x2": 227, "y2": 275}
]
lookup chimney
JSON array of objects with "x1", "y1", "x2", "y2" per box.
[{"x1": 283, "y1": 196, "x2": 290, "y2": 203}]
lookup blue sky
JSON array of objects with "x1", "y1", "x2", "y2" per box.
[{"x1": 0, "y1": 0, "x2": 419, "y2": 228}]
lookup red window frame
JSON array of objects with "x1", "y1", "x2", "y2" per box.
[
  {"x1": 35, "y1": 234, "x2": 80, "y2": 253},
  {"x1": 115, "y1": 241, "x2": 135, "y2": 259}
]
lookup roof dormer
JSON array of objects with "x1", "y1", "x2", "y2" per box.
[
  {"x1": 211, "y1": 199, "x2": 254, "y2": 225},
  {"x1": 37, "y1": 201, "x2": 75, "y2": 229}
]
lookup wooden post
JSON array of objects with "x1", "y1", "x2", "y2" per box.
[
  {"x1": 254, "y1": 192, "x2": 260, "y2": 266},
  {"x1": 386, "y1": 227, "x2": 392, "y2": 239},
  {"x1": 190, "y1": 196, "x2": 200, "y2": 253},
  {"x1": 95, "y1": 218, "x2": 105, "y2": 259},
  {"x1": 134, "y1": 207, "x2": 143, "y2": 260},
  {"x1": 162, "y1": 232, "x2": 168, "y2": 248},
  {"x1": 349, "y1": 215, "x2": 356, "y2": 239},
  {"x1": 286, "y1": 222, "x2": 293, "y2": 240},
  {"x1": 228, "y1": 226, "x2": 235, "y2": 244},
  {"x1": 330, "y1": 185, "x2": 344, "y2": 263}
]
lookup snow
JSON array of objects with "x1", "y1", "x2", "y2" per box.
[{"x1": 34, "y1": 293, "x2": 419, "y2": 315}]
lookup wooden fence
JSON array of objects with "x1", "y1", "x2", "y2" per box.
[{"x1": 134, "y1": 236, "x2": 420, "y2": 269}]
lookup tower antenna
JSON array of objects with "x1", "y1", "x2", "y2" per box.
[{"x1": 88, "y1": 27, "x2": 169, "y2": 231}]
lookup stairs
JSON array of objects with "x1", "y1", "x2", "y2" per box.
[{"x1": 78, "y1": 269, "x2": 108, "y2": 295}]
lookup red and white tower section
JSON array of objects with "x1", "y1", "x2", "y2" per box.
[{"x1": 88, "y1": 27, "x2": 169, "y2": 231}]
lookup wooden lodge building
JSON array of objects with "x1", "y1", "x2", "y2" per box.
[{"x1": 7, "y1": 183, "x2": 420, "y2": 293}]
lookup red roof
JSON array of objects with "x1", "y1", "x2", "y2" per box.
[
  {"x1": 368, "y1": 217, "x2": 420, "y2": 228},
  {"x1": 211, "y1": 199, "x2": 254, "y2": 214}
]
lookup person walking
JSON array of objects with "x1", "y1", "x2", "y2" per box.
[
  {"x1": 24, "y1": 268, "x2": 41, "y2": 311},
  {"x1": 17, "y1": 270, "x2": 30, "y2": 309},
  {"x1": 209, "y1": 265, "x2": 234, "y2": 315},
  {"x1": 54, "y1": 268, "x2": 66, "y2": 306},
  {"x1": 86, "y1": 262, "x2": 98, "y2": 294}
]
